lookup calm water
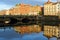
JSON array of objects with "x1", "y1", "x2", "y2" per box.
[{"x1": 0, "y1": 26, "x2": 57, "y2": 40}]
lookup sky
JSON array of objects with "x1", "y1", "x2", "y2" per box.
[{"x1": 0, "y1": 0, "x2": 57, "y2": 10}]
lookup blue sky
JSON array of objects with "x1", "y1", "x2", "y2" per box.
[{"x1": 0, "y1": 0, "x2": 57, "y2": 10}]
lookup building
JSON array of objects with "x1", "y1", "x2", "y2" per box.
[
  {"x1": 0, "y1": 10, "x2": 7, "y2": 15},
  {"x1": 9, "y1": 8, "x2": 16, "y2": 15},
  {"x1": 9, "y1": 4, "x2": 31, "y2": 15},
  {"x1": 5, "y1": 10, "x2": 10, "y2": 15},
  {"x1": 0, "y1": 4, "x2": 42, "y2": 15},
  {"x1": 29, "y1": 5, "x2": 42, "y2": 15},
  {"x1": 44, "y1": 0, "x2": 60, "y2": 16},
  {"x1": 19, "y1": 4, "x2": 31, "y2": 15},
  {"x1": 57, "y1": 0, "x2": 60, "y2": 19},
  {"x1": 8, "y1": 4, "x2": 42, "y2": 15},
  {"x1": 44, "y1": 25, "x2": 60, "y2": 38}
]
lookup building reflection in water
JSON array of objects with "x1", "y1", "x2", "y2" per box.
[
  {"x1": 14, "y1": 25, "x2": 42, "y2": 34},
  {"x1": 44, "y1": 25, "x2": 60, "y2": 38},
  {"x1": 13, "y1": 24, "x2": 60, "y2": 39}
]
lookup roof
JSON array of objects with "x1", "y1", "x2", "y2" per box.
[{"x1": 44, "y1": 1, "x2": 53, "y2": 4}]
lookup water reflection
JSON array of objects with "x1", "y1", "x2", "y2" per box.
[
  {"x1": 0, "y1": 24, "x2": 60, "y2": 40},
  {"x1": 13, "y1": 24, "x2": 60, "y2": 40},
  {"x1": 14, "y1": 25, "x2": 42, "y2": 34},
  {"x1": 0, "y1": 26, "x2": 58, "y2": 40}
]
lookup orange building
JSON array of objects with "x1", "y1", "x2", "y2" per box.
[
  {"x1": 0, "y1": 10, "x2": 7, "y2": 15},
  {"x1": 8, "y1": 4, "x2": 42, "y2": 15},
  {"x1": 8, "y1": 4, "x2": 31, "y2": 15},
  {"x1": 0, "y1": 4, "x2": 42, "y2": 15},
  {"x1": 19, "y1": 4, "x2": 31, "y2": 15}
]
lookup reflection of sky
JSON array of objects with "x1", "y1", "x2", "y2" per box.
[{"x1": 0, "y1": 28, "x2": 57, "y2": 40}]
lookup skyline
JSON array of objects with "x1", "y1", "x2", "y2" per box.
[{"x1": 0, "y1": 0, "x2": 57, "y2": 10}]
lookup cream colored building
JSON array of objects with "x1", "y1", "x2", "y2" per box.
[
  {"x1": 29, "y1": 5, "x2": 42, "y2": 15},
  {"x1": 57, "y1": 2, "x2": 60, "y2": 19},
  {"x1": 44, "y1": 25, "x2": 60, "y2": 38},
  {"x1": 5, "y1": 10, "x2": 10, "y2": 15},
  {"x1": 44, "y1": 0, "x2": 60, "y2": 16}
]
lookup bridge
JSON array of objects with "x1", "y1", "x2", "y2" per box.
[{"x1": 0, "y1": 15, "x2": 60, "y2": 27}]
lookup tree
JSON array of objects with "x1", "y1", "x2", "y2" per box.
[{"x1": 38, "y1": 11, "x2": 42, "y2": 15}]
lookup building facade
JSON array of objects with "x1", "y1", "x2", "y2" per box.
[
  {"x1": 57, "y1": 1, "x2": 60, "y2": 19},
  {"x1": 44, "y1": 0, "x2": 60, "y2": 16},
  {"x1": 0, "y1": 10, "x2": 7, "y2": 15},
  {"x1": 0, "y1": 4, "x2": 42, "y2": 15},
  {"x1": 8, "y1": 4, "x2": 42, "y2": 15}
]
